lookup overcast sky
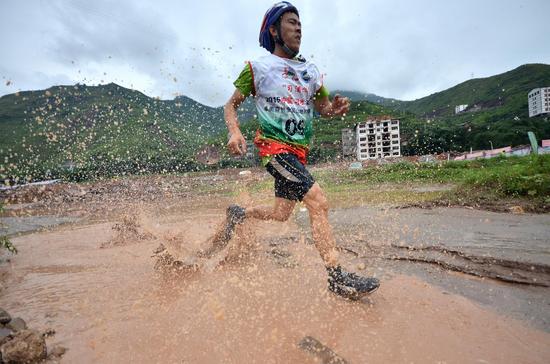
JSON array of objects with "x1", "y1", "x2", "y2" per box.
[{"x1": 1, "y1": 0, "x2": 549, "y2": 106}]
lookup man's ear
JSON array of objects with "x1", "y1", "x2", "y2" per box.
[{"x1": 269, "y1": 24, "x2": 278, "y2": 37}]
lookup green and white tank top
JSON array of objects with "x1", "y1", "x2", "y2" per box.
[{"x1": 248, "y1": 54, "x2": 324, "y2": 148}]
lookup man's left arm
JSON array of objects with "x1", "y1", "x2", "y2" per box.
[{"x1": 314, "y1": 89, "x2": 350, "y2": 118}]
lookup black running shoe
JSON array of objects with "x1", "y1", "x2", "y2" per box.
[
  {"x1": 224, "y1": 204, "x2": 246, "y2": 241},
  {"x1": 327, "y1": 266, "x2": 379, "y2": 300}
]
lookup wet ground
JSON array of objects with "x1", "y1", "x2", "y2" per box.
[
  {"x1": 1, "y1": 172, "x2": 549, "y2": 363},
  {"x1": 326, "y1": 206, "x2": 550, "y2": 266},
  {"x1": 0, "y1": 215, "x2": 79, "y2": 235}
]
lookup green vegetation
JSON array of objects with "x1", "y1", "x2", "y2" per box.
[
  {"x1": 396, "y1": 64, "x2": 550, "y2": 117},
  {"x1": 216, "y1": 155, "x2": 549, "y2": 211},
  {"x1": 374, "y1": 64, "x2": 550, "y2": 153},
  {"x1": 0, "y1": 236, "x2": 17, "y2": 255},
  {"x1": 310, "y1": 64, "x2": 550, "y2": 157},
  {"x1": 0, "y1": 204, "x2": 17, "y2": 254},
  {"x1": 0, "y1": 83, "x2": 230, "y2": 182},
  {"x1": 459, "y1": 155, "x2": 550, "y2": 198},
  {"x1": 1, "y1": 64, "x2": 549, "y2": 183},
  {"x1": 319, "y1": 154, "x2": 549, "y2": 198},
  {"x1": 307, "y1": 155, "x2": 550, "y2": 211}
]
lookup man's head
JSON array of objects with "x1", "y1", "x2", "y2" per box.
[{"x1": 259, "y1": 2, "x2": 301, "y2": 58}]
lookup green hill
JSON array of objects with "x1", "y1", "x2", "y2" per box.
[
  {"x1": 397, "y1": 64, "x2": 550, "y2": 152},
  {"x1": 332, "y1": 90, "x2": 402, "y2": 108},
  {"x1": 397, "y1": 64, "x2": 550, "y2": 117},
  {"x1": 324, "y1": 64, "x2": 550, "y2": 155},
  {"x1": 2, "y1": 63, "x2": 549, "y2": 182},
  {"x1": 0, "y1": 83, "x2": 232, "y2": 181}
]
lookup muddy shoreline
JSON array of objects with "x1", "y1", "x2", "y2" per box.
[
  {"x1": 1, "y1": 172, "x2": 550, "y2": 362},
  {"x1": 1, "y1": 211, "x2": 549, "y2": 363}
]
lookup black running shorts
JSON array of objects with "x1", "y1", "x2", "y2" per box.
[{"x1": 265, "y1": 153, "x2": 315, "y2": 201}]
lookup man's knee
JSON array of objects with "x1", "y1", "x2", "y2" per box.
[{"x1": 304, "y1": 184, "x2": 329, "y2": 214}]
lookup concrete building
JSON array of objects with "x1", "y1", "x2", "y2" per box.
[
  {"x1": 341, "y1": 128, "x2": 356, "y2": 157},
  {"x1": 453, "y1": 145, "x2": 539, "y2": 160},
  {"x1": 528, "y1": 87, "x2": 550, "y2": 117},
  {"x1": 356, "y1": 119, "x2": 401, "y2": 160},
  {"x1": 540, "y1": 139, "x2": 550, "y2": 155},
  {"x1": 484, "y1": 146, "x2": 513, "y2": 158},
  {"x1": 455, "y1": 104, "x2": 468, "y2": 114}
]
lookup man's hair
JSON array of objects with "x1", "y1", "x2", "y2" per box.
[{"x1": 273, "y1": 9, "x2": 298, "y2": 31}]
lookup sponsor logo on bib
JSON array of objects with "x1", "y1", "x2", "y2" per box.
[{"x1": 283, "y1": 67, "x2": 299, "y2": 81}]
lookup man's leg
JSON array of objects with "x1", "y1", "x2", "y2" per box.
[
  {"x1": 246, "y1": 197, "x2": 296, "y2": 222},
  {"x1": 301, "y1": 183, "x2": 339, "y2": 267},
  {"x1": 302, "y1": 182, "x2": 379, "y2": 298},
  {"x1": 199, "y1": 198, "x2": 295, "y2": 258}
]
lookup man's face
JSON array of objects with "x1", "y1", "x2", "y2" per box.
[{"x1": 271, "y1": 11, "x2": 301, "y2": 52}]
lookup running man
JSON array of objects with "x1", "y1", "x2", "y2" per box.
[{"x1": 222, "y1": 2, "x2": 379, "y2": 299}]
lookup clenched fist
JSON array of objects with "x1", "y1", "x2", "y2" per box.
[{"x1": 227, "y1": 131, "x2": 247, "y2": 156}]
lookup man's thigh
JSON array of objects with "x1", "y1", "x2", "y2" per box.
[{"x1": 266, "y1": 154, "x2": 315, "y2": 201}]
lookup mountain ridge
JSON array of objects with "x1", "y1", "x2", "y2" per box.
[{"x1": 1, "y1": 63, "x2": 549, "y2": 181}]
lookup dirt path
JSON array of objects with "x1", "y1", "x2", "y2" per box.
[{"x1": 1, "y1": 205, "x2": 549, "y2": 363}]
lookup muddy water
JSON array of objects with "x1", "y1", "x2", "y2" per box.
[{"x1": 1, "y1": 207, "x2": 550, "y2": 363}]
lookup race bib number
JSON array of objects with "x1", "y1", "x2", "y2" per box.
[{"x1": 283, "y1": 118, "x2": 305, "y2": 137}]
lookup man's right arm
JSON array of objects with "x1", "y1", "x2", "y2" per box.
[{"x1": 224, "y1": 89, "x2": 247, "y2": 156}]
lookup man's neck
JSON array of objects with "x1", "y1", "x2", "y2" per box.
[
  {"x1": 273, "y1": 48, "x2": 292, "y2": 59},
  {"x1": 271, "y1": 51, "x2": 306, "y2": 63}
]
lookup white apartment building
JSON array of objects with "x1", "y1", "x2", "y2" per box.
[
  {"x1": 356, "y1": 119, "x2": 401, "y2": 160},
  {"x1": 455, "y1": 104, "x2": 468, "y2": 114},
  {"x1": 528, "y1": 87, "x2": 550, "y2": 117}
]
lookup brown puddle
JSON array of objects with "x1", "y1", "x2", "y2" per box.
[{"x1": 1, "y1": 208, "x2": 550, "y2": 363}]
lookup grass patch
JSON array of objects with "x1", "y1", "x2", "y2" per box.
[
  {"x1": 0, "y1": 203, "x2": 17, "y2": 254},
  {"x1": 318, "y1": 155, "x2": 549, "y2": 196},
  {"x1": 327, "y1": 189, "x2": 447, "y2": 208},
  {"x1": 460, "y1": 155, "x2": 550, "y2": 198},
  {"x1": 221, "y1": 155, "x2": 549, "y2": 211},
  {"x1": 0, "y1": 236, "x2": 17, "y2": 255},
  {"x1": 246, "y1": 179, "x2": 273, "y2": 194}
]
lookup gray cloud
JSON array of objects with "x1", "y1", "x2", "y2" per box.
[
  {"x1": 49, "y1": 1, "x2": 176, "y2": 67},
  {"x1": 1, "y1": 0, "x2": 549, "y2": 106}
]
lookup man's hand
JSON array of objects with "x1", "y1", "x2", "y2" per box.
[
  {"x1": 331, "y1": 94, "x2": 350, "y2": 116},
  {"x1": 227, "y1": 131, "x2": 247, "y2": 156},
  {"x1": 314, "y1": 93, "x2": 351, "y2": 117}
]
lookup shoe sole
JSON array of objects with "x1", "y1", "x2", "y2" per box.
[
  {"x1": 224, "y1": 206, "x2": 245, "y2": 242},
  {"x1": 331, "y1": 283, "x2": 379, "y2": 300}
]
